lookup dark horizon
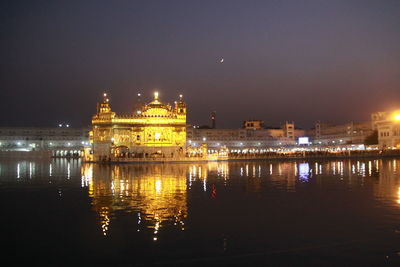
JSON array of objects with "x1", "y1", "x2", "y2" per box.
[{"x1": 1, "y1": 0, "x2": 399, "y2": 129}]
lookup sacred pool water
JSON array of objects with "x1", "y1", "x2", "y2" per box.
[{"x1": 2, "y1": 158, "x2": 400, "y2": 265}]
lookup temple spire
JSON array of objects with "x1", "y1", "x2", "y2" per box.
[{"x1": 99, "y1": 92, "x2": 111, "y2": 113}]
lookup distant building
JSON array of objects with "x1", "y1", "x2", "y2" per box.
[
  {"x1": 373, "y1": 110, "x2": 400, "y2": 148},
  {"x1": 265, "y1": 122, "x2": 304, "y2": 141},
  {"x1": 186, "y1": 120, "x2": 304, "y2": 149},
  {"x1": 0, "y1": 126, "x2": 89, "y2": 157},
  {"x1": 282, "y1": 121, "x2": 295, "y2": 140},
  {"x1": 243, "y1": 120, "x2": 264, "y2": 130},
  {"x1": 311, "y1": 121, "x2": 373, "y2": 145},
  {"x1": 187, "y1": 128, "x2": 284, "y2": 149}
]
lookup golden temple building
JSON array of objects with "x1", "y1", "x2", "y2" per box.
[{"x1": 89, "y1": 92, "x2": 187, "y2": 161}]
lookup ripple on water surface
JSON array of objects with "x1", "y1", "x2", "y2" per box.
[{"x1": 1, "y1": 158, "x2": 400, "y2": 265}]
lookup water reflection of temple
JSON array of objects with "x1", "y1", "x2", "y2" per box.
[
  {"x1": 79, "y1": 159, "x2": 400, "y2": 239},
  {"x1": 81, "y1": 164, "x2": 187, "y2": 238}
]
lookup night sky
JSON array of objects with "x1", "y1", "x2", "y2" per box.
[{"x1": 1, "y1": 0, "x2": 399, "y2": 129}]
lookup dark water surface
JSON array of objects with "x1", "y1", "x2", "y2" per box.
[{"x1": 2, "y1": 158, "x2": 400, "y2": 266}]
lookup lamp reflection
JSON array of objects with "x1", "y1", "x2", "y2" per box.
[
  {"x1": 79, "y1": 159, "x2": 400, "y2": 240},
  {"x1": 373, "y1": 159, "x2": 400, "y2": 207},
  {"x1": 299, "y1": 163, "x2": 310, "y2": 182}
]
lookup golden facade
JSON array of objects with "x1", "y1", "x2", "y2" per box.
[{"x1": 90, "y1": 92, "x2": 186, "y2": 160}]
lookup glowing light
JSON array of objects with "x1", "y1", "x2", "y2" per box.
[
  {"x1": 395, "y1": 114, "x2": 400, "y2": 121},
  {"x1": 155, "y1": 179, "x2": 162, "y2": 194},
  {"x1": 154, "y1": 91, "x2": 159, "y2": 100},
  {"x1": 299, "y1": 163, "x2": 310, "y2": 181},
  {"x1": 67, "y1": 162, "x2": 71, "y2": 179},
  {"x1": 397, "y1": 187, "x2": 400, "y2": 205},
  {"x1": 29, "y1": 163, "x2": 32, "y2": 179},
  {"x1": 155, "y1": 132, "x2": 161, "y2": 140},
  {"x1": 298, "y1": 137, "x2": 309, "y2": 145}
]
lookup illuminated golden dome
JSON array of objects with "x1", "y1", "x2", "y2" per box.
[{"x1": 142, "y1": 91, "x2": 172, "y2": 116}]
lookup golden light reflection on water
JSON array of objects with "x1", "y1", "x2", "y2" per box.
[
  {"x1": 80, "y1": 161, "x2": 313, "y2": 238},
  {"x1": 397, "y1": 187, "x2": 400, "y2": 205},
  {"x1": 80, "y1": 162, "x2": 247, "y2": 238},
  {"x1": 77, "y1": 159, "x2": 400, "y2": 239},
  {"x1": 4, "y1": 158, "x2": 400, "y2": 265},
  {"x1": 81, "y1": 164, "x2": 188, "y2": 238},
  {"x1": 373, "y1": 159, "x2": 400, "y2": 207}
]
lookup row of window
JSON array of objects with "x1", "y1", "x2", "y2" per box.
[{"x1": 380, "y1": 132, "x2": 390, "y2": 137}]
